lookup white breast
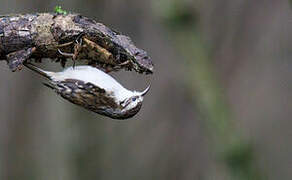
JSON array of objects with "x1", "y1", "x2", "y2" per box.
[{"x1": 50, "y1": 66, "x2": 134, "y2": 100}]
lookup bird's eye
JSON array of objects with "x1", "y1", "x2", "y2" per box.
[{"x1": 132, "y1": 97, "x2": 137, "y2": 101}]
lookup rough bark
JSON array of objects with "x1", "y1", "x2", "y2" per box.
[{"x1": 0, "y1": 13, "x2": 154, "y2": 74}]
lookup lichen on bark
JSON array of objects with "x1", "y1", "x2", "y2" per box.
[{"x1": 0, "y1": 13, "x2": 154, "y2": 74}]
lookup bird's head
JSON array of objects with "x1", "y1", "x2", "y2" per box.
[{"x1": 117, "y1": 85, "x2": 150, "y2": 119}]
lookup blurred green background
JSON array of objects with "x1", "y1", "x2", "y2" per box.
[{"x1": 0, "y1": 0, "x2": 291, "y2": 179}]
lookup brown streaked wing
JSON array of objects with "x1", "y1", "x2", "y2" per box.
[{"x1": 48, "y1": 79, "x2": 118, "y2": 112}]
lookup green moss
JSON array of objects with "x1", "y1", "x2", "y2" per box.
[{"x1": 54, "y1": 6, "x2": 67, "y2": 15}]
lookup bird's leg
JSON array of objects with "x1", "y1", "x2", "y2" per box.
[
  {"x1": 103, "y1": 61, "x2": 131, "y2": 73},
  {"x1": 72, "y1": 36, "x2": 83, "y2": 68},
  {"x1": 57, "y1": 34, "x2": 84, "y2": 68},
  {"x1": 6, "y1": 47, "x2": 36, "y2": 72},
  {"x1": 57, "y1": 49, "x2": 74, "y2": 57},
  {"x1": 118, "y1": 60, "x2": 130, "y2": 67}
]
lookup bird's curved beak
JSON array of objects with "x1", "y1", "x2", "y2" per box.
[{"x1": 141, "y1": 85, "x2": 151, "y2": 96}]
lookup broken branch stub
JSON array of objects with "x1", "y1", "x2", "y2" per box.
[{"x1": 0, "y1": 13, "x2": 154, "y2": 74}]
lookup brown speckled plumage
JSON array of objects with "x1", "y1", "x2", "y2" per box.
[{"x1": 44, "y1": 78, "x2": 143, "y2": 119}]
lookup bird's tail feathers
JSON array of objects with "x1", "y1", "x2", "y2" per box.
[
  {"x1": 42, "y1": 82, "x2": 55, "y2": 89},
  {"x1": 24, "y1": 63, "x2": 51, "y2": 79}
]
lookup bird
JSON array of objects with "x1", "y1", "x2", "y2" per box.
[{"x1": 24, "y1": 63, "x2": 150, "y2": 119}]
